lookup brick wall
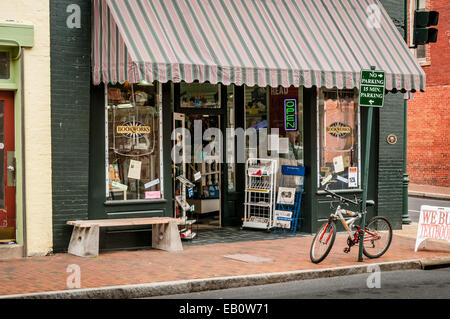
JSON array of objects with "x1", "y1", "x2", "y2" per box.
[
  {"x1": 408, "y1": 87, "x2": 450, "y2": 186},
  {"x1": 407, "y1": 0, "x2": 450, "y2": 187},
  {"x1": 50, "y1": 0, "x2": 91, "y2": 251}
]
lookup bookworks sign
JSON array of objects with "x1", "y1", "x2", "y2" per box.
[
  {"x1": 116, "y1": 121, "x2": 151, "y2": 138},
  {"x1": 326, "y1": 122, "x2": 352, "y2": 138},
  {"x1": 415, "y1": 205, "x2": 450, "y2": 251}
]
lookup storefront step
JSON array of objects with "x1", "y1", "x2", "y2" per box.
[{"x1": 0, "y1": 244, "x2": 23, "y2": 260}]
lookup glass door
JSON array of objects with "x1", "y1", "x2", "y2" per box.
[{"x1": 173, "y1": 112, "x2": 187, "y2": 219}]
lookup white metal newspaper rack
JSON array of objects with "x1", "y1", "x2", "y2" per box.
[{"x1": 242, "y1": 158, "x2": 277, "y2": 230}]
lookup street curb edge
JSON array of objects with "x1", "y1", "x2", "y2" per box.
[{"x1": 0, "y1": 259, "x2": 426, "y2": 299}]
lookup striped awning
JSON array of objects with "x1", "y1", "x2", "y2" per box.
[{"x1": 92, "y1": 0, "x2": 425, "y2": 92}]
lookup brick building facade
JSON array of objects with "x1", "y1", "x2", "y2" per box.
[{"x1": 407, "y1": 0, "x2": 450, "y2": 187}]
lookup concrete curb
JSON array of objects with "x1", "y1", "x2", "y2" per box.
[
  {"x1": 1, "y1": 258, "x2": 441, "y2": 299},
  {"x1": 419, "y1": 255, "x2": 450, "y2": 269},
  {"x1": 408, "y1": 191, "x2": 450, "y2": 200}
]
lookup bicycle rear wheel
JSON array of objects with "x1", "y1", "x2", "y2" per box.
[
  {"x1": 363, "y1": 216, "x2": 392, "y2": 259},
  {"x1": 310, "y1": 220, "x2": 336, "y2": 264}
]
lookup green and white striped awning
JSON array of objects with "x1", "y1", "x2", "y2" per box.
[{"x1": 92, "y1": 0, "x2": 425, "y2": 92}]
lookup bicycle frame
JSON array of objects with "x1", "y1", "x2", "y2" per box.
[
  {"x1": 331, "y1": 205, "x2": 360, "y2": 237},
  {"x1": 329, "y1": 205, "x2": 382, "y2": 244}
]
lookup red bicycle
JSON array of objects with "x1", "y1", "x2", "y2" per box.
[{"x1": 310, "y1": 186, "x2": 392, "y2": 264}]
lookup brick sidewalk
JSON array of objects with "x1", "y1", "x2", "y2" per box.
[{"x1": 0, "y1": 233, "x2": 449, "y2": 296}]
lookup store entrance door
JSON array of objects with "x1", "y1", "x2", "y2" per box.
[
  {"x1": 0, "y1": 91, "x2": 16, "y2": 242},
  {"x1": 173, "y1": 112, "x2": 223, "y2": 231}
]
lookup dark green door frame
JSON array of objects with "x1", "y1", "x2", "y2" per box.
[{"x1": 173, "y1": 83, "x2": 230, "y2": 227}]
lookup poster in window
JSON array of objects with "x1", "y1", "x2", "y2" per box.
[
  {"x1": 128, "y1": 160, "x2": 142, "y2": 180},
  {"x1": 109, "y1": 163, "x2": 120, "y2": 184},
  {"x1": 349, "y1": 167, "x2": 358, "y2": 187}
]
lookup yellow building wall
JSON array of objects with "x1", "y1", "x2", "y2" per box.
[{"x1": 0, "y1": 0, "x2": 52, "y2": 256}]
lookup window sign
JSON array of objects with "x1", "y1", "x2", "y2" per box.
[{"x1": 284, "y1": 99, "x2": 297, "y2": 131}]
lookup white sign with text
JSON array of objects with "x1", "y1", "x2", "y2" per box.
[{"x1": 415, "y1": 205, "x2": 450, "y2": 252}]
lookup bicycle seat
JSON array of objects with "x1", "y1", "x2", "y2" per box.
[{"x1": 366, "y1": 200, "x2": 375, "y2": 207}]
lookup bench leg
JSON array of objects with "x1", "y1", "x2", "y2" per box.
[
  {"x1": 152, "y1": 222, "x2": 183, "y2": 252},
  {"x1": 68, "y1": 225, "x2": 100, "y2": 257}
]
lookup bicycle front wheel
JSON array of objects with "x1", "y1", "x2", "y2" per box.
[
  {"x1": 363, "y1": 216, "x2": 393, "y2": 259},
  {"x1": 310, "y1": 220, "x2": 336, "y2": 264}
]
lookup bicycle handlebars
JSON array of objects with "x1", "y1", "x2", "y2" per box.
[{"x1": 322, "y1": 186, "x2": 360, "y2": 206}]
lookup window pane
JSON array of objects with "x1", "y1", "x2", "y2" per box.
[
  {"x1": 418, "y1": 0, "x2": 426, "y2": 9},
  {"x1": 416, "y1": 44, "x2": 426, "y2": 59},
  {"x1": 269, "y1": 86, "x2": 303, "y2": 165},
  {"x1": 244, "y1": 85, "x2": 268, "y2": 159},
  {"x1": 107, "y1": 83, "x2": 161, "y2": 200},
  {"x1": 227, "y1": 85, "x2": 236, "y2": 191},
  {"x1": 0, "y1": 52, "x2": 10, "y2": 80},
  {"x1": 180, "y1": 82, "x2": 220, "y2": 108},
  {"x1": 318, "y1": 89, "x2": 360, "y2": 190},
  {"x1": 244, "y1": 85, "x2": 303, "y2": 164}
]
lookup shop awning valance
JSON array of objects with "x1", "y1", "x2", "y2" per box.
[{"x1": 92, "y1": 0, "x2": 425, "y2": 92}]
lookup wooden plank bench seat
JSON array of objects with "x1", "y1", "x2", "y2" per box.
[{"x1": 67, "y1": 217, "x2": 183, "y2": 257}]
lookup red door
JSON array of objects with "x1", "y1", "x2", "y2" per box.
[{"x1": 0, "y1": 91, "x2": 15, "y2": 242}]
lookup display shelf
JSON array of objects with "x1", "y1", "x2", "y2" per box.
[
  {"x1": 244, "y1": 202, "x2": 271, "y2": 207},
  {"x1": 242, "y1": 158, "x2": 277, "y2": 230}
]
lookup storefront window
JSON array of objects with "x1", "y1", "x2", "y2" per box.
[
  {"x1": 269, "y1": 86, "x2": 303, "y2": 165},
  {"x1": 244, "y1": 85, "x2": 303, "y2": 164},
  {"x1": 106, "y1": 82, "x2": 162, "y2": 201},
  {"x1": 244, "y1": 85, "x2": 268, "y2": 159},
  {"x1": 179, "y1": 82, "x2": 220, "y2": 108},
  {"x1": 318, "y1": 89, "x2": 360, "y2": 190}
]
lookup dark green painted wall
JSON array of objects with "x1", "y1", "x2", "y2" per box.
[
  {"x1": 377, "y1": 94, "x2": 405, "y2": 229},
  {"x1": 51, "y1": 0, "x2": 91, "y2": 252},
  {"x1": 378, "y1": 0, "x2": 407, "y2": 229}
]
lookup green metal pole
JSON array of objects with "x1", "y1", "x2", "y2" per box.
[
  {"x1": 402, "y1": 0, "x2": 412, "y2": 225},
  {"x1": 402, "y1": 100, "x2": 412, "y2": 224},
  {"x1": 358, "y1": 106, "x2": 373, "y2": 262}
]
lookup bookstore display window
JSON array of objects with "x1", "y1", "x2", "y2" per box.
[
  {"x1": 318, "y1": 89, "x2": 360, "y2": 190},
  {"x1": 244, "y1": 85, "x2": 303, "y2": 163},
  {"x1": 106, "y1": 82, "x2": 162, "y2": 201}
]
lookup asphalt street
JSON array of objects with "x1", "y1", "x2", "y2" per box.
[
  {"x1": 408, "y1": 196, "x2": 449, "y2": 222},
  {"x1": 149, "y1": 268, "x2": 450, "y2": 299}
]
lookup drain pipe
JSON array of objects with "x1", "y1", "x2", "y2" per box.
[{"x1": 20, "y1": 47, "x2": 28, "y2": 256}]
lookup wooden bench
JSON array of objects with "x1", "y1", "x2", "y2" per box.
[{"x1": 67, "y1": 217, "x2": 183, "y2": 257}]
